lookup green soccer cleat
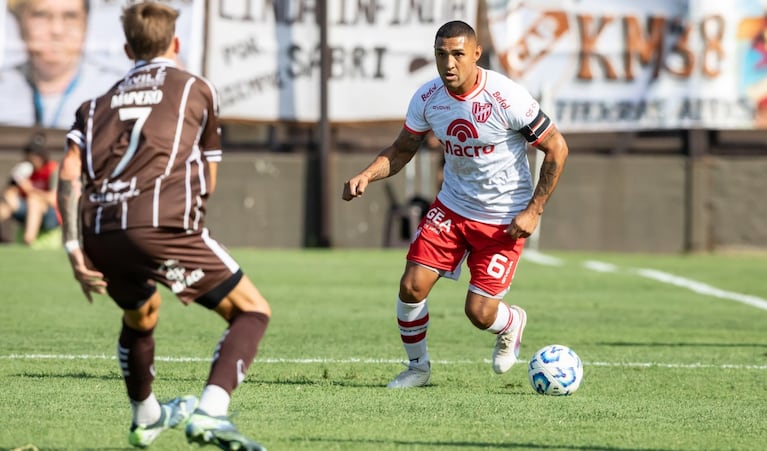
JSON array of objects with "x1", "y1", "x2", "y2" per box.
[
  {"x1": 128, "y1": 395, "x2": 198, "y2": 448},
  {"x1": 186, "y1": 410, "x2": 266, "y2": 451}
]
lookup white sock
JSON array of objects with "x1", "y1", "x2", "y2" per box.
[
  {"x1": 198, "y1": 384, "x2": 230, "y2": 417},
  {"x1": 396, "y1": 297, "x2": 430, "y2": 368},
  {"x1": 131, "y1": 392, "x2": 161, "y2": 426},
  {"x1": 485, "y1": 302, "x2": 514, "y2": 334}
]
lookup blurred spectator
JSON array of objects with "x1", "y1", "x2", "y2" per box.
[
  {"x1": 0, "y1": 0, "x2": 122, "y2": 128},
  {"x1": 0, "y1": 132, "x2": 60, "y2": 245}
]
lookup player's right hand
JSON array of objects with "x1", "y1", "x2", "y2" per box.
[
  {"x1": 342, "y1": 176, "x2": 369, "y2": 201},
  {"x1": 66, "y1": 249, "x2": 108, "y2": 303}
]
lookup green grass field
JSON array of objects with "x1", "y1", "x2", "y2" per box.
[{"x1": 1, "y1": 246, "x2": 765, "y2": 451}]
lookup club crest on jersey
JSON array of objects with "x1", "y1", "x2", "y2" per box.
[{"x1": 472, "y1": 102, "x2": 492, "y2": 123}]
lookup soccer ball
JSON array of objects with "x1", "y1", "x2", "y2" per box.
[{"x1": 528, "y1": 344, "x2": 583, "y2": 396}]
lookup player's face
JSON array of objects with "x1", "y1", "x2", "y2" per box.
[
  {"x1": 17, "y1": 0, "x2": 87, "y2": 81},
  {"x1": 434, "y1": 35, "x2": 481, "y2": 95}
]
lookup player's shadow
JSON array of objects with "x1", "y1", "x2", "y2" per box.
[
  {"x1": 598, "y1": 341, "x2": 767, "y2": 348},
  {"x1": 11, "y1": 371, "x2": 202, "y2": 383},
  {"x1": 246, "y1": 376, "x2": 389, "y2": 389},
  {"x1": 291, "y1": 437, "x2": 680, "y2": 450}
]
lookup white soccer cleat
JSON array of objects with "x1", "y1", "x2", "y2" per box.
[
  {"x1": 387, "y1": 362, "x2": 431, "y2": 388},
  {"x1": 492, "y1": 305, "x2": 527, "y2": 374}
]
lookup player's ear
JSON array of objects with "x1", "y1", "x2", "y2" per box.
[
  {"x1": 124, "y1": 43, "x2": 135, "y2": 61},
  {"x1": 474, "y1": 44, "x2": 483, "y2": 62},
  {"x1": 172, "y1": 36, "x2": 180, "y2": 55}
]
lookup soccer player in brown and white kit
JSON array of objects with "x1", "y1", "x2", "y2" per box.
[{"x1": 57, "y1": 3, "x2": 268, "y2": 450}]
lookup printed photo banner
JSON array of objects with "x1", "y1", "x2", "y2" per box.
[
  {"x1": 206, "y1": 0, "x2": 478, "y2": 122},
  {"x1": 0, "y1": 0, "x2": 204, "y2": 129},
  {"x1": 486, "y1": 0, "x2": 767, "y2": 131}
]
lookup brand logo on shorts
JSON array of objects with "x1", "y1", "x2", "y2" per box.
[
  {"x1": 159, "y1": 259, "x2": 205, "y2": 294},
  {"x1": 423, "y1": 207, "x2": 452, "y2": 234}
]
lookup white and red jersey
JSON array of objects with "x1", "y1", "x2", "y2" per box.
[{"x1": 405, "y1": 67, "x2": 552, "y2": 224}]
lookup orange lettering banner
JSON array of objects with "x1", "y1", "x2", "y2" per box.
[{"x1": 487, "y1": 0, "x2": 767, "y2": 130}]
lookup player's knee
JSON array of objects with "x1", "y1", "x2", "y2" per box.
[
  {"x1": 399, "y1": 277, "x2": 429, "y2": 302},
  {"x1": 464, "y1": 300, "x2": 496, "y2": 329},
  {"x1": 124, "y1": 313, "x2": 158, "y2": 332}
]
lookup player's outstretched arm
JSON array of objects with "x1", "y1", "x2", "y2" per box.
[
  {"x1": 342, "y1": 128, "x2": 424, "y2": 201},
  {"x1": 507, "y1": 126, "x2": 569, "y2": 239},
  {"x1": 57, "y1": 142, "x2": 107, "y2": 303}
]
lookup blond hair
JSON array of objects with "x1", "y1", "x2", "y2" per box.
[{"x1": 121, "y1": 2, "x2": 179, "y2": 61}]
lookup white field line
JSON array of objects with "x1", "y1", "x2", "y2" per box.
[
  {"x1": 634, "y1": 267, "x2": 767, "y2": 311},
  {"x1": 1, "y1": 353, "x2": 765, "y2": 370},
  {"x1": 523, "y1": 253, "x2": 767, "y2": 312}
]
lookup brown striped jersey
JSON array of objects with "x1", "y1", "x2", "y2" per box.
[{"x1": 66, "y1": 58, "x2": 222, "y2": 235}]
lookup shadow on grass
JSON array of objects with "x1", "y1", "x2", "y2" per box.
[
  {"x1": 246, "y1": 377, "x2": 392, "y2": 388},
  {"x1": 10, "y1": 371, "x2": 200, "y2": 383},
  {"x1": 2, "y1": 447, "x2": 129, "y2": 451},
  {"x1": 599, "y1": 341, "x2": 767, "y2": 348},
  {"x1": 289, "y1": 437, "x2": 680, "y2": 450}
]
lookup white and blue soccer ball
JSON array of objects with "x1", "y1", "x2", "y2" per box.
[{"x1": 528, "y1": 344, "x2": 583, "y2": 396}]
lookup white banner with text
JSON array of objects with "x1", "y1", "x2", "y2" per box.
[
  {"x1": 206, "y1": 0, "x2": 479, "y2": 122},
  {"x1": 486, "y1": 0, "x2": 767, "y2": 131}
]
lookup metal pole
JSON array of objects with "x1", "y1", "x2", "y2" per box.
[{"x1": 317, "y1": 1, "x2": 332, "y2": 247}]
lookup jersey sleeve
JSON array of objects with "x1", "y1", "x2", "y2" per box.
[
  {"x1": 403, "y1": 80, "x2": 438, "y2": 135},
  {"x1": 65, "y1": 100, "x2": 91, "y2": 150},
  {"x1": 198, "y1": 78, "x2": 223, "y2": 163},
  {"x1": 503, "y1": 79, "x2": 553, "y2": 146}
]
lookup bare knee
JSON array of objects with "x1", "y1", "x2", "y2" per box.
[
  {"x1": 398, "y1": 265, "x2": 438, "y2": 302},
  {"x1": 124, "y1": 293, "x2": 161, "y2": 331},
  {"x1": 214, "y1": 276, "x2": 271, "y2": 322},
  {"x1": 464, "y1": 295, "x2": 500, "y2": 329}
]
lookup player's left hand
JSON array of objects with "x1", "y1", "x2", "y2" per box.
[
  {"x1": 506, "y1": 210, "x2": 539, "y2": 239},
  {"x1": 66, "y1": 249, "x2": 107, "y2": 303}
]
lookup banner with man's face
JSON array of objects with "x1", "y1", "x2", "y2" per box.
[{"x1": 0, "y1": 0, "x2": 204, "y2": 129}]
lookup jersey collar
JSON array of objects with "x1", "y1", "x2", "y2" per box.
[{"x1": 446, "y1": 67, "x2": 486, "y2": 101}]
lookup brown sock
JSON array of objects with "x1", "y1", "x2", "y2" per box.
[
  {"x1": 207, "y1": 312, "x2": 269, "y2": 393},
  {"x1": 118, "y1": 321, "x2": 155, "y2": 402}
]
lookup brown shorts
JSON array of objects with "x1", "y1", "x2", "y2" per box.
[{"x1": 83, "y1": 227, "x2": 243, "y2": 310}]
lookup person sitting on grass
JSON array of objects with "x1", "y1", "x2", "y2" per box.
[{"x1": 0, "y1": 133, "x2": 60, "y2": 245}]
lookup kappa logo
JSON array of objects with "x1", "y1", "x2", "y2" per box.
[
  {"x1": 472, "y1": 102, "x2": 492, "y2": 123},
  {"x1": 445, "y1": 119, "x2": 478, "y2": 143},
  {"x1": 159, "y1": 259, "x2": 205, "y2": 294}
]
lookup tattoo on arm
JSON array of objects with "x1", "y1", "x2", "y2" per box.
[
  {"x1": 388, "y1": 131, "x2": 422, "y2": 174},
  {"x1": 57, "y1": 179, "x2": 81, "y2": 243},
  {"x1": 366, "y1": 130, "x2": 423, "y2": 181},
  {"x1": 534, "y1": 161, "x2": 558, "y2": 202}
]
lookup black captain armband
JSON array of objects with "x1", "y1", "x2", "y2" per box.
[{"x1": 519, "y1": 110, "x2": 552, "y2": 145}]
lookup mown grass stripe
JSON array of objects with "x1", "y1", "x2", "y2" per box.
[{"x1": 2, "y1": 353, "x2": 765, "y2": 370}]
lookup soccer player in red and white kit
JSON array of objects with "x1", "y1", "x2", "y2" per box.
[
  {"x1": 57, "y1": 3, "x2": 268, "y2": 449},
  {"x1": 343, "y1": 20, "x2": 569, "y2": 388}
]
